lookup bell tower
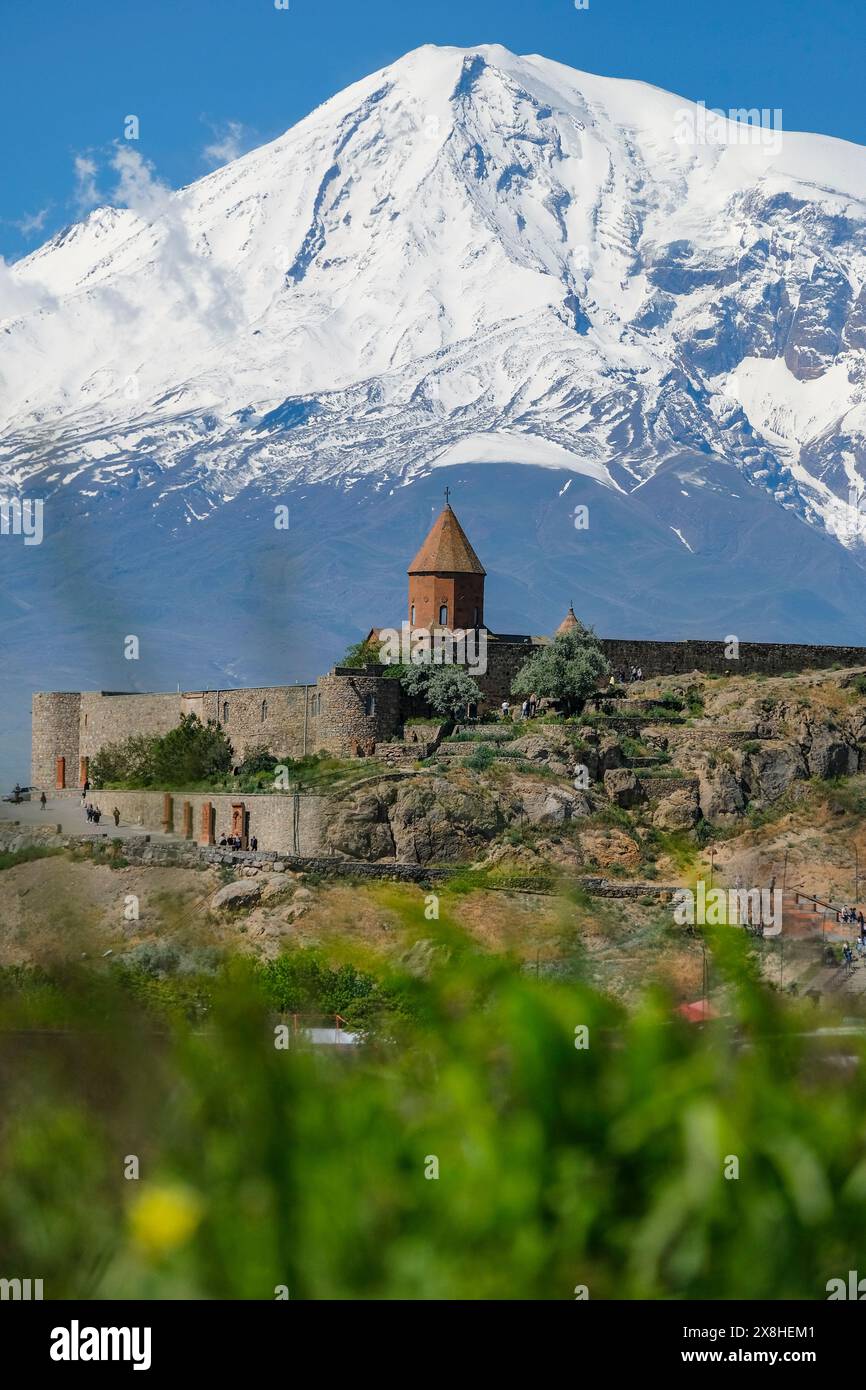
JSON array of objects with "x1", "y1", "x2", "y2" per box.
[{"x1": 408, "y1": 492, "x2": 486, "y2": 630}]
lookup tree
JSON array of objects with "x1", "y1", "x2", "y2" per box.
[
  {"x1": 235, "y1": 746, "x2": 279, "y2": 778},
  {"x1": 341, "y1": 637, "x2": 382, "y2": 668},
  {"x1": 90, "y1": 734, "x2": 159, "y2": 788},
  {"x1": 512, "y1": 623, "x2": 610, "y2": 716},
  {"x1": 402, "y1": 665, "x2": 482, "y2": 719},
  {"x1": 150, "y1": 715, "x2": 233, "y2": 786}
]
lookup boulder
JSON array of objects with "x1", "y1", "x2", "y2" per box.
[
  {"x1": 261, "y1": 875, "x2": 296, "y2": 902},
  {"x1": 211, "y1": 880, "x2": 262, "y2": 911},
  {"x1": 651, "y1": 783, "x2": 700, "y2": 830},
  {"x1": 744, "y1": 741, "x2": 807, "y2": 803},
  {"x1": 698, "y1": 764, "x2": 745, "y2": 824},
  {"x1": 579, "y1": 827, "x2": 641, "y2": 873},
  {"x1": 389, "y1": 779, "x2": 505, "y2": 864},
  {"x1": 521, "y1": 788, "x2": 587, "y2": 826},
  {"x1": 598, "y1": 734, "x2": 625, "y2": 773},
  {"x1": 806, "y1": 727, "x2": 858, "y2": 779},
  {"x1": 603, "y1": 768, "x2": 644, "y2": 808},
  {"x1": 325, "y1": 790, "x2": 397, "y2": 861}
]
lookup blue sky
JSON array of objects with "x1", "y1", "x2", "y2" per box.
[{"x1": 2, "y1": 0, "x2": 864, "y2": 261}]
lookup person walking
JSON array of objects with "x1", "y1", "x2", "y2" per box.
[
  {"x1": 112, "y1": 807, "x2": 121, "y2": 828},
  {"x1": 39, "y1": 791, "x2": 47, "y2": 811},
  {"x1": 250, "y1": 836, "x2": 258, "y2": 852},
  {"x1": 501, "y1": 699, "x2": 510, "y2": 720},
  {"x1": 521, "y1": 699, "x2": 529, "y2": 719}
]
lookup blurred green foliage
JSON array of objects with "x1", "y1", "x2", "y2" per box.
[{"x1": 1, "y1": 910, "x2": 866, "y2": 1300}]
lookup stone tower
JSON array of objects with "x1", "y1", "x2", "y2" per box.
[{"x1": 408, "y1": 499, "x2": 486, "y2": 630}]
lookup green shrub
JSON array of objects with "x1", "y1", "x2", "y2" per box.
[
  {"x1": 464, "y1": 744, "x2": 495, "y2": 772},
  {"x1": 0, "y1": 846, "x2": 64, "y2": 873}
]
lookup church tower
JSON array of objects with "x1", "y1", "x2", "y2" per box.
[{"x1": 408, "y1": 496, "x2": 486, "y2": 630}]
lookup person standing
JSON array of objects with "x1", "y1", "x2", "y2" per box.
[
  {"x1": 39, "y1": 791, "x2": 47, "y2": 811},
  {"x1": 112, "y1": 807, "x2": 121, "y2": 828}
]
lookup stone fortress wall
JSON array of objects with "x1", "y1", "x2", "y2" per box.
[
  {"x1": 31, "y1": 672, "x2": 400, "y2": 789},
  {"x1": 599, "y1": 638, "x2": 866, "y2": 678},
  {"x1": 33, "y1": 635, "x2": 866, "y2": 790}
]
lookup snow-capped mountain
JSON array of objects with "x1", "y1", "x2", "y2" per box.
[
  {"x1": 4, "y1": 43, "x2": 866, "y2": 786},
  {"x1": 3, "y1": 42, "x2": 866, "y2": 539}
]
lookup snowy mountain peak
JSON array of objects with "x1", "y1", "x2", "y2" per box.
[{"x1": 3, "y1": 44, "x2": 866, "y2": 551}]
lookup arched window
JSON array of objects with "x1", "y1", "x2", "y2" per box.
[
  {"x1": 223, "y1": 701, "x2": 229, "y2": 724},
  {"x1": 261, "y1": 699, "x2": 268, "y2": 722},
  {"x1": 439, "y1": 604, "x2": 448, "y2": 626},
  {"x1": 364, "y1": 694, "x2": 376, "y2": 717},
  {"x1": 410, "y1": 604, "x2": 416, "y2": 625}
]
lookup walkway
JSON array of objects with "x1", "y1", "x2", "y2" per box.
[{"x1": 0, "y1": 796, "x2": 181, "y2": 843}]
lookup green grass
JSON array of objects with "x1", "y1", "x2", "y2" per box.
[{"x1": 0, "y1": 845, "x2": 64, "y2": 873}]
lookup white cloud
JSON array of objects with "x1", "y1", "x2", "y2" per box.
[
  {"x1": 110, "y1": 145, "x2": 240, "y2": 333},
  {"x1": 16, "y1": 207, "x2": 50, "y2": 238},
  {"x1": 73, "y1": 155, "x2": 100, "y2": 213},
  {"x1": 0, "y1": 256, "x2": 56, "y2": 323},
  {"x1": 202, "y1": 120, "x2": 250, "y2": 169}
]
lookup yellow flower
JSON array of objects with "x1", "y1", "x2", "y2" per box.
[{"x1": 129, "y1": 1183, "x2": 203, "y2": 1258}]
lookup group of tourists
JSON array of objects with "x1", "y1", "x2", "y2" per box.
[
  {"x1": 500, "y1": 695, "x2": 539, "y2": 721},
  {"x1": 613, "y1": 666, "x2": 643, "y2": 685},
  {"x1": 83, "y1": 803, "x2": 121, "y2": 827},
  {"x1": 218, "y1": 834, "x2": 259, "y2": 852}
]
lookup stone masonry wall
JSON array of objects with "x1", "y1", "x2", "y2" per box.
[
  {"x1": 31, "y1": 693, "x2": 81, "y2": 789},
  {"x1": 79, "y1": 692, "x2": 181, "y2": 768},
  {"x1": 315, "y1": 671, "x2": 402, "y2": 755},
  {"x1": 194, "y1": 686, "x2": 319, "y2": 762},
  {"x1": 62, "y1": 788, "x2": 330, "y2": 857},
  {"x1": 32, "y1": 636, "x2": 866, "y2": 786},
  {"x1": 600, "y1": 638, "x2": 866, "y2": 677}
]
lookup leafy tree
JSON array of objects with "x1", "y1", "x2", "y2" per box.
[
  {"x1": 90, "y1": 734, "x2": 158, "y2": 788},
  {"x1": 149, "y1": 715, "x2": 233, "y2": 786},
  {"x1": 236, "y1": 746, "x2": 279, "y2": 778},
  {"x1": 341, "y1": 637, "x2": 382, "y2": 668},
  {"x1": 424, "y1": 667, "x2": 483, "y2": 719},
  {"x1": 397, "y1": 663, "x2": 482, "y2": 719},
  {"x1": 512, "y1": 622, "x2": 610, "y2": 716}
]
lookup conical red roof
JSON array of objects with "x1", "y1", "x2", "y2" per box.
[
  {"x1": 408, "y1": 504, "x2": 486, "y2": 575},
  {"x1": 556, "y1": 604, "x2": 580, "y2": 637}
]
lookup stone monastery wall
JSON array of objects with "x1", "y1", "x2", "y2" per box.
[{"x1": 31, "y1": 637, "x2": 866, "y2": 789}]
